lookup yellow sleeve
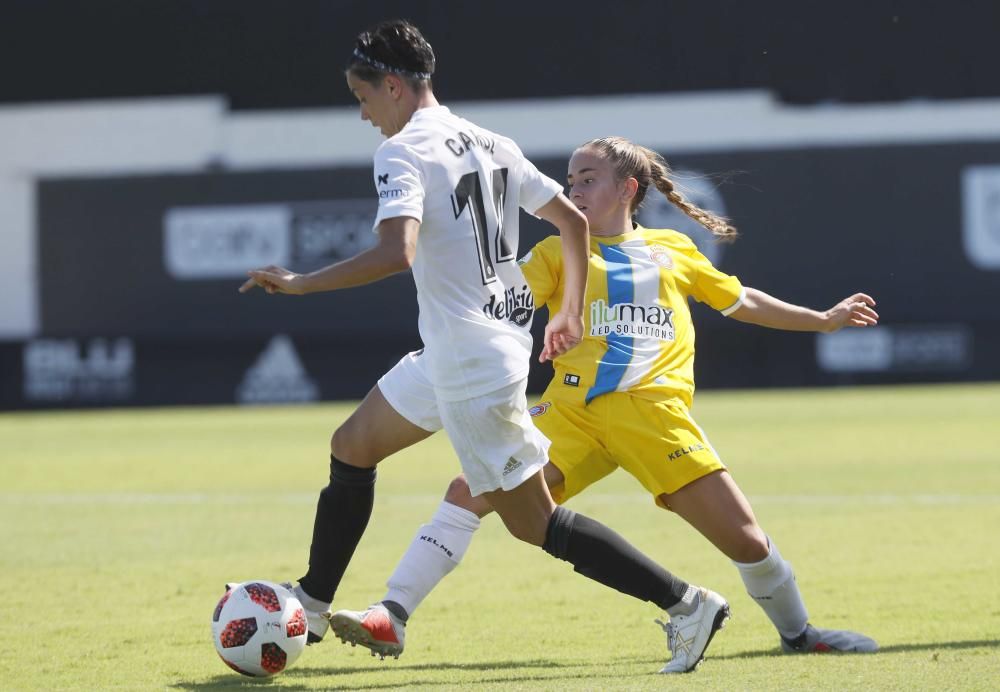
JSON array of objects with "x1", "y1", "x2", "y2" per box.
[
  {"x1": 518, "y1": 236, "x2": 561, "y2": 308},
  {"x1": 684, "y1": 242, "x2": 745, "y2": 315}
]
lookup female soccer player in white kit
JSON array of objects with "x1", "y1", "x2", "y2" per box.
[{"x1": 241, "y1": 20, "x2": 728, "y2": 673}]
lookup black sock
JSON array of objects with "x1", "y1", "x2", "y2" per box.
[
  {"x1": 381, "y1": 600, "x2": 409, "y2": 623},
  {"x1": 297, "y1": 456, "x2": 376, "y2": 603},
  {"x1": 542, "y1": 506, "x2": 689, "y2": 611}
]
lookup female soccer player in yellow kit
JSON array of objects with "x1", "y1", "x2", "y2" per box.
[{"x1": 330, "y1": 136, "x2": 880, "y2": 664}]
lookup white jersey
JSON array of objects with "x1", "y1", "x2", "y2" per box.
[{"x1": 372, "y1": 106, "x2": 562, "y2": 401}]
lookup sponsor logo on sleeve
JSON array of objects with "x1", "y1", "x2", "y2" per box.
[
  {"x1": 563, "y1": 373, "x2": 580, "y2": 387},
  {"x1": 378, "y1": 188, "x2": 409, "y2": 200}
]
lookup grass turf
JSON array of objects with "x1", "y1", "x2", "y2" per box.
[{"x1": 2, "y1": 382, "x2": 999, "y2": 690}]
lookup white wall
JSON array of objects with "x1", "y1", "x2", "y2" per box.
[{"x1": 0, "y1": 98, "x2": 225, "y2": 338}]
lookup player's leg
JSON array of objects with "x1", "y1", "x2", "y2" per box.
[
  {"x1": 296, "y1": 352, "x2": 439, "y2": 643},
  {"x1": 609, "y1": 394, "x2": 813, "y2": 648},
  {"x1": 442, "y1": 381, "x2": 727, "y2": 673},
  {"x1": 660, "y1": 470, "x2": 806, "y2": 634},
  {"x1": 662, "y1": 470, "x2": 877, "y2": 653},
  {"x1": 483, "y1": 470, "x2": 729, "y2": 673},
  {"x1": 633, "y1": 393, "x2": 877, "y2": 654},
  {"x1": 375, "y1": 391, "x2": 602, "y2": 623}
]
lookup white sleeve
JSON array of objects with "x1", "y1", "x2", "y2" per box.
[
  {"x1": 372, "y1": 140, "x2": 425, "y2": 231},
  {"x1": 518, "y1": 155, "x2": 563, "y2": 216}
]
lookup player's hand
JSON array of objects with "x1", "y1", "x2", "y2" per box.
[
  {"x1": 238, "y1": 265, "x2": 307, "y2": 295},
  {"x1": 823, "y1": 292, "x2": 879, "y2": 332},
  {"x1": 540, "y1": 310, "x2": 584, "y2": 362}
]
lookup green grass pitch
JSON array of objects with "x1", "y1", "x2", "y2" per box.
[{"x1": 2, "y1": 383, "x2": 999, "y2": 690}]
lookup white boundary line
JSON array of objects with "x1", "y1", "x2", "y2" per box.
[{"x1": 1, "y1": 492, "x2": 998, "y2": 506}]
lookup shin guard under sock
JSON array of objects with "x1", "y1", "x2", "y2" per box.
[
  {"x1": 542, "y1": 506, "x2": 689, "y2": 611},
  {"x1": 297, "y1": 456, "x2": 376, "y2": 603}
]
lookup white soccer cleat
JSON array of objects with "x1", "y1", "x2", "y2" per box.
[
  {"x1": 328, "y1": 603, "x2": 406, "y2": 660},
  {"x1": 780, "y1": 624, "x2": 879, "y2": 653},
  {"x1": 280, "y1": 582, "x2": 330, "y2": 644},
  {"x1": 657, "y1": 588, "x2": 731, "y2": 674}
]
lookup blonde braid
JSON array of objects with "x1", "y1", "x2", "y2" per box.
[{"x1": 639, "y1": 145, "x2": 738, "y2": 242}]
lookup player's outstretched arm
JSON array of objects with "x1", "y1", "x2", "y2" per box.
[
  {"x1": 238, "y1": 216, "x2": 419, "y2": 295},
  {"x1": 728, "y1": 287, "x2": 878, "y2": 333},
  {"x1": 535, "y1": 194, "x2": 589, "y2": 361}
]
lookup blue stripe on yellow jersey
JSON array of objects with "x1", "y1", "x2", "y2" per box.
[
  {"x1": 519, "y1": 225, "x2": 745, "y2": 407},
  {"x1": 590, "y1": 243, "x2": 635, "y2": 402}
]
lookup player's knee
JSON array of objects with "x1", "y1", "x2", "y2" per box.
[
  {"x1": 497, "y1": 509, "x2": 549, "y2": 546},
  {"x1": 443, "y1": 475, "x2": 473, "y2": 506},
  {"x1": 504, "y1": 521, "x2": 545, "y2": 546},
  {"x1": 443, "y1": 475, "x2": 493, "y2": 517},
  {"x1": 329, "y1": 423, "x2": 378, "y2": 468},
  {"x1": 736, "y1": 525, "x2": 770, "y2": 563}
]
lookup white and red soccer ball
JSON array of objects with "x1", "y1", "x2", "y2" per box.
[{"x1": 211, "y1": 580, "x2": 308, "y2": 677}]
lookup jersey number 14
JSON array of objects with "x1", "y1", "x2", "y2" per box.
[{"x1": 451, "y1": 168, "x2": 512, "y2": 285}]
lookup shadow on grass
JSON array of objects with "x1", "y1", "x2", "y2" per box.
[
  {"x1": 623, "y1": 637, "x2": 1000, "y2": 664},
  {"x1": 285, "y1": 658, "x2": 569, "y2": 676},
  {"x1": 174, "y1": 641, "x2": 1000, "y2": 690},
  {"x1": 171, "y1": 658, "x2": 585, "y2": 691},
  {"x1": 170, "y1": 677, "x2": 310, "y2": 691}
]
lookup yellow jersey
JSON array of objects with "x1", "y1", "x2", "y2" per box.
[{"x1": 520, "y1": 225, "x2": 744, "y2": 407}]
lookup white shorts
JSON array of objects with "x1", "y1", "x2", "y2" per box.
[
  {"x1": 377, "y1": 350, "x2": 444, "y2": 433},
  {"x1": 377, "y1": 351, "x2": 550, "y2": 496}
]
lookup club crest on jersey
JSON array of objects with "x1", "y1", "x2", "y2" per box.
[
  {"x1": 649, "y1": 244, "x2": 674, "y2": 269},
  {"x1": 529, "y1": 401, "x2": 551, "y2": 417},
  {"x1": 589, "y1": 299, "x2": 675, "y2": 340},
  {"x1": 482, "y1": 285, "x2": 534, "y2": 327}
]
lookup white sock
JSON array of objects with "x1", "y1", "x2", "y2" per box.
[
  {"x1": 382, "y1": 501, "x2": 480, "y2": 617},
  {"x1": 293, "y1": 583, "x2": 330, "y2": 613},
  {"x1": 733, "y1": 538, "x2": 808, "y2": 639}
]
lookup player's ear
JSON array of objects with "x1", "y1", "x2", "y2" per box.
[
  {"x1": 385, "y1": 74, "x2": 404, "y2": 99},
  {"x1": 620, "y1": 177, "x2": 639, "y2": 203}
]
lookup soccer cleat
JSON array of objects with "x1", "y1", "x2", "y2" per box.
[
  {"x1": 656, "y1": 588, "x2": 731, "y2": 674},
  {"x1": 780, "y1": 624, "x2": 879, "y2": 653},
  {"x1": 328, "y1": 604, "x2": 406, "y2": 660},
  {"x1": 280, "y1": 582, "x2": 330, "y2": 645}
]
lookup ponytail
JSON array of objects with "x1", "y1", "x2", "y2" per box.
[
  {"x1": 582, "y1": 137, "x2": 738, "y2": 243},
  {"x1": 642, "y1": 146, "x2": 738, "y2": 242}
]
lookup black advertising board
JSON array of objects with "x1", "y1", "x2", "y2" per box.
[
  {"x1": 38, "y1": 168, "x2": 423, "y2": 339},
  {"x1": 14, "y1": 139, "x2": 1000, "y2": 409}
]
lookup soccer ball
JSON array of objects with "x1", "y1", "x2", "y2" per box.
[{"x1": 211, "y1": 580, "x2": 308, "y2": 677}]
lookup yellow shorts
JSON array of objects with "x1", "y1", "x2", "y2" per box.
[{"x1": 530, "y1": 383, "x2": 725, "y2": 509}]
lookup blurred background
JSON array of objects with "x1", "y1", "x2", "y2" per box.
[{"x1": 2, "y1": 0, "x2": 1000, "y2": 410}]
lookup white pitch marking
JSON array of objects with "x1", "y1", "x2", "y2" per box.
[{"x1": 1, "y1": 493, "x2": 999, "y2": 506}]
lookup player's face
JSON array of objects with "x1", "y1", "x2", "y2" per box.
[
  {"x1": 346, "y1": 71, "x2": 398, "y2": 137},
  {"x1": 567, "y1": 148, "x2": 631, "y2": 234}
]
